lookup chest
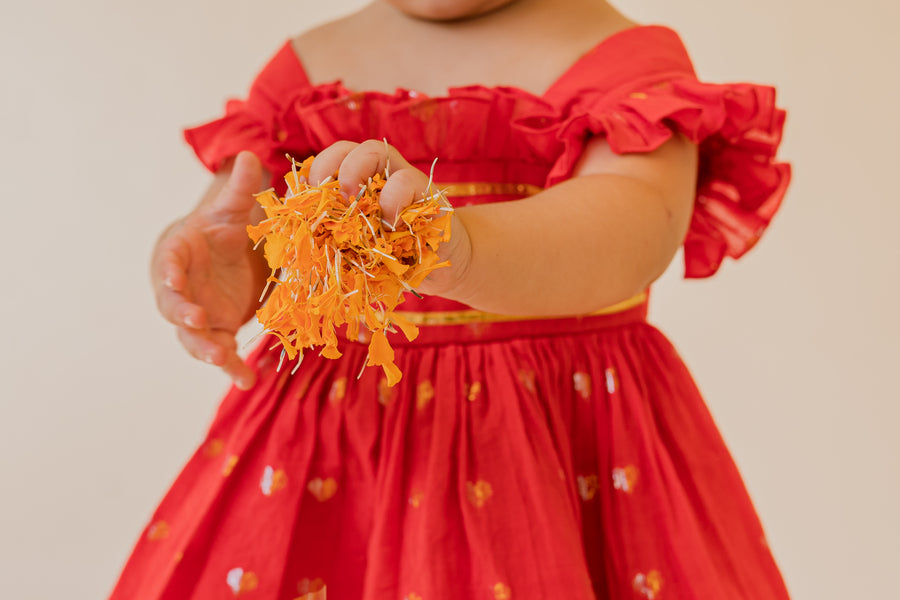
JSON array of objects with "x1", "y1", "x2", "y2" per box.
[
  {"x1": 340, "y1": 39, "x2": 576, "y2": 97},
  {"x1": 295, "y1": 28, "x2": 606, "y2": 99}
]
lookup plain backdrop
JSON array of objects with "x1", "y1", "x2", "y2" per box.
[{"x1": 1, "y1": 1, "x2": 898, "y2": 598}]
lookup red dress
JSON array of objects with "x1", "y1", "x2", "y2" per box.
[{"x1": 111, "y1": 26, "x2": 791, "y2": 600}]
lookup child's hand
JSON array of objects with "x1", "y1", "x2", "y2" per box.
[
  {"x1": 309, "y1": 140, "x2": 471, "y2": 298},
  {"x1": 151, "y1": 151, "x2": 270, "y2": 390}
]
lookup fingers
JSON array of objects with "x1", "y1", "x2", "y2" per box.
[
  {"x1": 208, "y1": 151, "x2": 266, "y2": 222},
  {"x1": 379, "y1": 167, "x2": 430, "y2": 226},
  {"x1": 158, "y1": 283, "x2": 255, "y2": 389},
  {"x1": 219, "y1": 348, "x2": 257, "y2": 391},
  {"x1": 333, "y1": 140, "x2": 392, "y2": 198},
  {"x1": 152, "y1": 241, "x2": 183, "y2": 293},
  {"x1": 339, "y1": 140, "x2": 417, "y2": 198},
  {"x1": 156, "y1": 286, "x2": 207, "y2": 329},
  {"x1": 156, "y1": 230, "x2": 253, "y2": 389},
  {"x1": 307, "y1": 140, "x2": 360, "y2": 189},
  {"x1": 176, "y1": 326, "x2": 256, "y2": 390},
  {"x1": 149, "y1": 219, "x2": 186, "y2": 289},
  {"x1": 309, "y1": 140, "x2": 429, "y2": 223},
  {"x1": 151, "y1": 229, "x2": 207, "y2": 328}
]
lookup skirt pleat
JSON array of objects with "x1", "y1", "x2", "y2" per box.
[{"x1": 110, "y1": 317, "x2": 790, "y2": 600}]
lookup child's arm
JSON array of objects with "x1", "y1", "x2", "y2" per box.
[
  {"x1": 450, "y1": 134, "x2": 698, "y2": 315},
  {"x1": 310, "y1": 136, "x2": 697, "y2": 316},
  {"x1": 151, "y1": 152, "x2": 270, "y2": 389}
]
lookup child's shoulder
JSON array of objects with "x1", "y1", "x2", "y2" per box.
[{"x1": 287, "y1": 12, "x2": 361, "y2": 88}]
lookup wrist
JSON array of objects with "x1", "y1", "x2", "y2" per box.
[{"x1": 415, "y1": 211, "x2": 475, "y2": 301}]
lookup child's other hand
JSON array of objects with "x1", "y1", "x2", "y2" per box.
[
  {"x1": 308, "y1": 140, "x2": 471, "y2": 298},
  {"x1": 151, "y1": 151, "x2": 269, "y2": 390}
]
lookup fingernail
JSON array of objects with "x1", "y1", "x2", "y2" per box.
[
  {"x1": 204, "y1": 354, "x2": 215, "y2": 365},
  {"x1": 184, "y1": 315, "x2": 197, "y2": 328},
  {"x1": 164, "y1": 277, "x2": 175, "y2": 289}
]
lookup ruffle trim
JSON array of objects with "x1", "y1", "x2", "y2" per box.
[
  {"x1": 548, "y1": 76, "x2": 791, "y2": 277},
  {"x1": 183, "y1": 98, "x2": 288, "y2": 177},
  {"x1": 184, "y1": 73, "x2": 789, "y2": 278}
]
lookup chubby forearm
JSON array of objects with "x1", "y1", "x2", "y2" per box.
[{"x1": 444, "y1": 172, "x2": 692, "y2": 316}]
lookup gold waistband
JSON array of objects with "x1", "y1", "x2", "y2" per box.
[
  {"x1": 395, "y1": 291, "x2": 648, "y2": 327},
  {"x1": 438, "y1": 182, "x2": 544, "y2": 198}
]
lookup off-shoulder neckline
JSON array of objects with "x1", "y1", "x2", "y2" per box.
[{"x1": 282, "y1": 24, "x2": 686, "y2": 103}]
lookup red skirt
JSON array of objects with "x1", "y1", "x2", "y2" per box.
[{"x1": 110, "y1": 298, "x2": 789, "y2": 600}]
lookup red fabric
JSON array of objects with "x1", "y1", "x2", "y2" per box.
[
  {"x1": 112, "y1": 25, "x2": 791, "y2": 600},
  {"x1": 183, "y1": 25, "x2": 790, "y2": 279}
]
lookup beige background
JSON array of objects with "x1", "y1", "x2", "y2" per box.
[{"x1": 1, "y1": 0, "x2": 897, "y2": 598}]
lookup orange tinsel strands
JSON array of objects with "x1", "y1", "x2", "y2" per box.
[{"x1": 247, "y1": 155, "x2": 453, "y2": 386}]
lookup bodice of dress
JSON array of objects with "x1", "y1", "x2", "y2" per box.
[{"x1": 184, "y1": 24, "x2": 791, "y2": 307}]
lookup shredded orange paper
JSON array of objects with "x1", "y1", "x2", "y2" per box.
[{"x1": 247, "y1": 155, "x2": 453, "y2": 386}]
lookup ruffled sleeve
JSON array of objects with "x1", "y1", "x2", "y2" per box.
[
  {"x1": 183, "y1": 43, "x2": 313, "y2": 181},
  {"x1": 545, "y1": 26, "x2": 791, "y2": 278}
]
